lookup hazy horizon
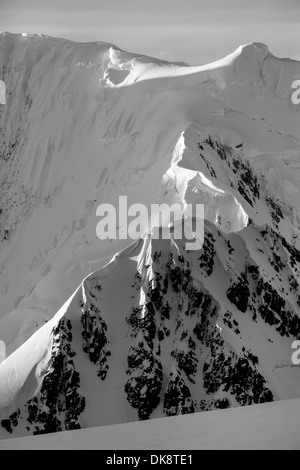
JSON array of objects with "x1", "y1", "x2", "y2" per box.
[{"x1": 0, "y1": 0, "x2": 299, "y2": 65}]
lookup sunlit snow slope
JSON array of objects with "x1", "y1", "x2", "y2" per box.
[
  {"x1": 0, "y1": 33, "x2": 300, "y2": 438},
  {"x1": 1, "y1": 398, "x2": 299, "y2": 450}
]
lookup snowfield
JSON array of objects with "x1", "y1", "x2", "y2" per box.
[
  {"x1": 1, "y1": 397, "x2": 300, "y2": 450},
  {"x1": 0, "y1": 32, "x2": 300, "y2": 442}
]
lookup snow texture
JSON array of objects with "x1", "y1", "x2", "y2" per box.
[{"x1": 0, "y1": 397, "x2": 299, "y2": 449}]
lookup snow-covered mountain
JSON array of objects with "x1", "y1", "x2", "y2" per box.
[{"x1": 0, "y1": 32, "x2": 300, "y2": 438}]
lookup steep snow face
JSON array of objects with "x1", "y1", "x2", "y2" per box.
[
  {"x1": 0, "y1": 224, "x2": 300, "y2": 437},
  {"x1": 0, "y1": 33, "x2": 300, "y2": 438}
]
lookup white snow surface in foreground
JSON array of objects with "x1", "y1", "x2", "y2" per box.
[{"x1": 0, "y1": 397, "x2": 299, "y2": 450}]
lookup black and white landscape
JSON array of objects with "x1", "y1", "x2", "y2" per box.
[{"x1": 0, "y1": 1, "x2": 300, "y2": 450}]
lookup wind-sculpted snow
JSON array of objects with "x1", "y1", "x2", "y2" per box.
[{"x1": 0, "y1": 33, "x2": 300, "y2": 438}]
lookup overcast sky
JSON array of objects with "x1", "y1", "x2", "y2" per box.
[{"x1": 0, "y1": 0, "x2": 299, "y2": 65}]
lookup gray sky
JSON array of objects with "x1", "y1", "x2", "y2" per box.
[{"x1": 0, "y1": 0, "x2": 299, "y2": 64}]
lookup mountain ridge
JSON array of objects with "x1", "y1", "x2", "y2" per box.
[{"x1": 0, "y1": 33, "x2": 299, "y2": 438}]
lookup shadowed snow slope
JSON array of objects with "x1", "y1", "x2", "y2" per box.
[
  {"x1": 0, "y1": 33, "x2": 300, "y2": 439},
  {"x1": 0, "y1": 397, "x2": 299, "y2": 450}
]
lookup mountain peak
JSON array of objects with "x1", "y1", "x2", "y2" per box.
[{"x1": 0, "y1": 32, "x2": 300, "y2": 440}]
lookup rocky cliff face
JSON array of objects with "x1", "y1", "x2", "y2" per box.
[
  {"x1": 1, "y1": 218, "x2": 300, "y2": 437},
  {"x1": 0, "y1": 34, "x2": 300, "y2": 438}
]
